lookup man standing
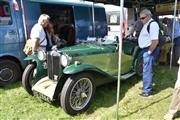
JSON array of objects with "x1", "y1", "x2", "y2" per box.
[{"x1": 138, "y1": 9, "x2": 160, "y2": 97}]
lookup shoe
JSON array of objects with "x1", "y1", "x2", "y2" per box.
[
  {"x1": 139, "y1": 84, "x2": 155, "y2": 90},
  {"x1": 163, "y1": 113, "x2": 174, "y2": 120},
  {"x1": 139, "y1": 92, "x2": 152, "y2": 97}
]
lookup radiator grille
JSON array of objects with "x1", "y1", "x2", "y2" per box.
[{"x1": 47, "y1": 51, "x2": 61, "y2": 80}]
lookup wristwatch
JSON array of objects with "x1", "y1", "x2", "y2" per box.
[{"x1": 148, "y1": 50, "x2": 152, "y2": 55}]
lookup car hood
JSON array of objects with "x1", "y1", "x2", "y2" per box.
[{"x1": 58, "y1": 43, "x2": 117, "y2": 56}]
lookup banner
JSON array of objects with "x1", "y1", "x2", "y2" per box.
[{"x1": 156, "y1": 2, "x2": 180, "y2": 14}]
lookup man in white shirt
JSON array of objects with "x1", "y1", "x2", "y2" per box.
[
  {"x1": 138, "y1": 9, "x2": 160, "y2": 97},
  {"x1": 30, "y1": 14, "x2": 50, "y2": 51}
]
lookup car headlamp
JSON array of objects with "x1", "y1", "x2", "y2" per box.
[
  {"x1": 38, "y1": 50, "x2": 46, "y2": 61},
  {"x1": 60, "y1": 54, "x2": 72, "y2": 67}
]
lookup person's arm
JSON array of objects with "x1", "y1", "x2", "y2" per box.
[
  {"x1": 31, "y1": 38, "x2": 40, "y2": 52},
  {"x1": 148, "y1": 40, "x2": 159, "y2": 54},
  {"x1": 148, "y1": 22, "x2": 159, "y2": 54}
]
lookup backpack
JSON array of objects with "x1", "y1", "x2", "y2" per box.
[
  {"x1": 147, "y1": 20, "x2": 163, "y2": 36},
  {"x1": 147, "y1": 20, "x2": 171, "y2": 44}
]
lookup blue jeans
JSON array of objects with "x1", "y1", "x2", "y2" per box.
[{"x1": 141, "y1": 47, "x2": 160, "y2": 93}]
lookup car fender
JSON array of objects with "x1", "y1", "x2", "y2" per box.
[
  {"x1": 63, "y1": 63, "x2": 103, "y2": 74},
  {"x1": 24, "y1": 53, "x2": 39, "y2": 61},
  {"x1": 24, "y1": 53, "x2": 42, "y2": 67},
  {"x1": 62, "y1": 63, "x2": 116, "y2": 88},
  {"x1": 24, "y1": 53, "x2": 47, "y2": 79}
]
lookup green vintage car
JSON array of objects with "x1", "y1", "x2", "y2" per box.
[{"x1": 22, "y1": 39, "x2": 142, "y2": 115}]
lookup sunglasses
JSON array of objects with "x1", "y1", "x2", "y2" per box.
[{"x1": 140, "y1": 16, "x2": 147, "y2": 20}]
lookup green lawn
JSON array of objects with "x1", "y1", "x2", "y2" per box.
[{"x1": 0, "y1": 65, "x2": 179, "y2": 120}]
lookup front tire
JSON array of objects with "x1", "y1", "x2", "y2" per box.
[
  {"x1": 135, "y1": 56, "x2": 143, "y2": 77},
  {"x1": 60, "y1": 72, "x2": 95, "y2": 115},
  {"x1": 0, "y1": 60, "x2": 21, "y2": 87},
  {"x1": 22, "y1": 63, "x2": 36, "y2": 95}
]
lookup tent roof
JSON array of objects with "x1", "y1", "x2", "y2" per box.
[{"x1": 87, "y1": 0, "x2": 179, "y2": 8}]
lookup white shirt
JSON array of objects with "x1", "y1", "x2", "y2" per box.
[
  {"x1": 30, "y1": 23, "x2": 47, "y2": 46},
  {"x1": 138, "y1": 18, "x2": 159, "y2": 48}
]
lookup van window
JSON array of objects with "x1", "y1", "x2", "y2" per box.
[
  {"x1": 94, "y1": 7, "x2": 107, "y2": 37},
  {"x1": 0, "y1": 1, "x2": 12, "y2": 25},
  {"x1": 107, "y1": 12, "x2": 120, "y2": 25}
]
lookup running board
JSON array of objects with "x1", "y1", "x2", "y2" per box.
[{"x1": 114, "y1": 71, "x2": 136, "y2": 80}]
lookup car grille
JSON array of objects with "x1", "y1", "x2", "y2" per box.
[{"x1": 47, "y1": 51, "x2": 61, "y2": 80}]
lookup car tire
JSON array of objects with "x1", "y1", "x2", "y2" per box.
[
  {"x1": 60, "y1": 72, "x2": 95, "y2": 115},
  {"x1": 135, "y1": 56, "x2": 143, "y2": 77},
  {"x1": 22, "y1": 63, "x2": 36, "y2": 95},
  {"x1": 0, "y1": 60, "x2": 21, "y2": 87}
]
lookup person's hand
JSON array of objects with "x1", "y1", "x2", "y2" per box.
[
  {"x1": 143, "y1": 52, "x2": 150, "y2": 58},
  {"x1": 31, "y1": 38, "x2": 40, "y2": 52},
  {"x1": 143, "y1": 52, "x2": 152, "y2": 64}
]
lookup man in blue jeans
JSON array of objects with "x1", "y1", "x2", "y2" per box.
[{"x1": 138, "y1": 9, "x2": 160, "y2": 97}]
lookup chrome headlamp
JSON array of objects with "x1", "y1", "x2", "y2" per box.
[
  {"x1": 60, "y1": 54, "x2": 72, "y2": 67},
  {"x1": 38, "y1": 50, "x2": 46, "y2": 61}
]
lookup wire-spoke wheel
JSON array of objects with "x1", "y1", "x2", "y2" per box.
[{"x1": 60, "y1": 72, "x2": 95, "y2": 115}]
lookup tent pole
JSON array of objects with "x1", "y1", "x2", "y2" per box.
[
  {"x1": 116, "y1": 0, "x2": 124, "y2": 119},
  {"x1": 170, "y1": 0, "x2": 178, "y2": 69}
]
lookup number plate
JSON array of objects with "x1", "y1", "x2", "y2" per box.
[{"x1": 33, "y1": 90, "x2": 51, "y2": 102}]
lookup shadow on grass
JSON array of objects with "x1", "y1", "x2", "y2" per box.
[
  {"x1": 85, "y1": 65, "x2": 178, "y2": 115},
  {"x1": 174, "y1": 111, "x2": 180, "y2": 119},
  {"x1": 0, "y1": 81, "x2": 22, "y2": 90},
  {"x1": 152, "y1": 65, "x2": 178, "y2": 95},
  {"x1": 120, "y1": 93, "x2": 172, "y2": 118},
  {"x1": 85, "y1": 75, "x2": 140, "y2": 114}
]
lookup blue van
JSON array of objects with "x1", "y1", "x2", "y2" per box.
[{"x1": 0, "y1": 0, "x2": 107, "y2": 86}]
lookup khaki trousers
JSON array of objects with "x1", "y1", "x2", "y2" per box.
[{"x1": 168, "y1": 64, "x2": 180, "y2": 115}]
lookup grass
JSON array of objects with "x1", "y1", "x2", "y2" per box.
[{"x1": 0, "y1": 65, "x2": 179, "y2": 120}]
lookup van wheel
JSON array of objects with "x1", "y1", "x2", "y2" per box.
[
  {"x1": 60, "y1": 73, "x2": 95, "y2": 115},
  {"x1": 135, "y1": 56, "x2": 143, "y2": 77},
  {"x1": 22, "y1": 63, "x2": 36, "y2": 95},
  {"x1": 0, "y1": 60, "x2": 21, "y2": 87}
]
